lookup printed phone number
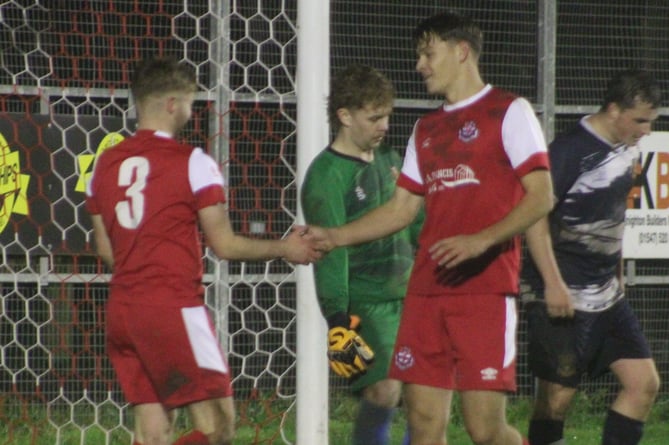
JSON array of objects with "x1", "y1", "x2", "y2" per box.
[{"x1": 638, "y1": 232, "x2": 669, "y2": 245}]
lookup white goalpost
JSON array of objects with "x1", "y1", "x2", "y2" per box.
[{"x1": 295, "y1": 0, "x2": 330, "y2": 443}]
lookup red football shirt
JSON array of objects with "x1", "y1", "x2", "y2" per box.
[
  {"x1": 86, "y1": 130, "x2": 226, "y2": 306},
  {"x1": 398, "y1": 86, "x2": 549, "y2": 295}
]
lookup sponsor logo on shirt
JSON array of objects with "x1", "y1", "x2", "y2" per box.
[
  {"x1": 355, "y1": 185, "x2": 367, "y2": 201},
  {"x1": 458, "y1": 121, "x2": 479, "y2": 143},
  {"x1": 480, "y1": 367, "x2": 498, "y2": 381},
  {"x1": 425, "y1": 164, "x2": 480, "y2": 194},
  {"x1": 394, "y1": 346, "x2": 415, "y2": 371}
]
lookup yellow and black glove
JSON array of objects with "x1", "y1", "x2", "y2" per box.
[{"x1": 326, "y1": 312, "x2": 375, "y2": 379}]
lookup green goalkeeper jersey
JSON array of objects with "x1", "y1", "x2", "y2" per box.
[{"x1": 301, "y1": 145, "x2": 422, "y2": 319}]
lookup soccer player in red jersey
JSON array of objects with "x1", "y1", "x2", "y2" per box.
[
  {"x1": 85, "y1": 56, "x2": 321, "y2": 445},
  {"x1": 309, "y1": 11, "x2": 552, "y2": 445}
]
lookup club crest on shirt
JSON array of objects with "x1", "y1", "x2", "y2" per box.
[
  {"x1": 394, "y1": 346, "x2": 415, "y2": 371},
  {"x1": 458, "y1": 121, "x2": 479, "y2": 142}
]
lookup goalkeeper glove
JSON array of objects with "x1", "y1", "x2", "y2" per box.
[{"x1": 326, "y1": 312, "x2": 375, "y2": 379}]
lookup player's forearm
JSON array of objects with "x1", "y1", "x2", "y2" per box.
[
  {"x1": 525, "y1": 217, "x2": 563, "y2": 287},
  {"x1": 477, "y1": 170, "x2": 553, "y2": 248},
  {"x1": 94, "y1": 250, "x2": 114, "y2": 270},
  {"x1": 200, "y1": 204, "x2": 305, "y2": 262},
  {"x1": 94, "y1": 238, "x2": 114, "y2": 269},
  {"x1": 526, "y1": 216, "x2": 574, "y2": 316},
  {"x1": 329, "y1": 206, "x2": 407, "y2": 247},
  {"x1": 483, "y1": 195, "x2": 552, "y2": 249},
  {"x1": 313, "y1": 253, "x2": 350, "y2": 319},
  {"x1": 333, "y1": 209, "x2": 411, "y2": 246},
  {"x1": 91, "y1": 216, "x2": 114, "y2": 270},
  {"x1": 329, "y1": 188, "x2": 421, "y2": 248},
  {"x1": 217, "y1": 235, "x2": 289, "y2": 261}
]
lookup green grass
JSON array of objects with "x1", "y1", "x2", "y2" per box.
[
  {"x1": 331, "y1": 392, "x2": 669, "y2": 445},
  {"x1": 2, "y1": 393, "x2": 669, "y2": 444}
]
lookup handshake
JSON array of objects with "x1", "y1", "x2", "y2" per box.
[
  {"x1": 326, "y1": 313, "x2": 375, "y2": 379},
  {"x1": 282, "y1": 225, "x2": 335, "y2": 265}
]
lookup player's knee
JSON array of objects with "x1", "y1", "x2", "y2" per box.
[
  {"x1": 532, "y1": 399, "x2": 562, "y2": 420},
  {"x1": 192, "y1": 410, "x2": 235, "y2": 445},
  {"x1": 208, "y1": 422, "x2": 235, "y2": 445},
  {"x1": 138, "y1": 431, "x2": 173, "y2": 445},
  {"x1": 627, "y1": 370, "x2": 660, "y2": 405},
  {"x1": 407, "y1": 408, "x2": 446, "y2": 442},
  {"x1": 135, "y1": 422, "x2": 174, "y2": 445},
  {"x1": 363, "y1": 379, "x2": 402, "y2": 408},
  {"x1": 464, "y1": 422, "x2": 497, "y2": 445},
  {"x1": 549, "y1": 397, "x2": 571, "y2": 419},
  {"x1": 533, "y1": 388, "x2": 573, "y2": 420},
  {"x1": 644, "y1": 370, "x2": 660, "y2": 397}
]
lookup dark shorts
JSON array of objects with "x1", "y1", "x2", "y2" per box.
[{"x1": 526, "y1": 298, "x2": 651, "y2": 387}]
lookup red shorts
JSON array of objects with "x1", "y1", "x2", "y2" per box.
[
  {"x1": 389, "y1": 293, "x2": 517, "y2": 391},
  {"x1": 106, "y1": 300, "x2": 233, "y2": 408}
]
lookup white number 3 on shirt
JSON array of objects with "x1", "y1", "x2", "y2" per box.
[{"x1": 115, "y1": 156, "x2": 149, "y2": 229}]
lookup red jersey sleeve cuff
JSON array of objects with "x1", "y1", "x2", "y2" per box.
[
  {"x1": 397, "y1": 173, "x2": 424, "y2": 195},
  {"x1": 515, "y1": 151, "x2": 549, "y2": 178},
  {"x1": 195, "y1": 184, "x2": 227, "y2": 210}
]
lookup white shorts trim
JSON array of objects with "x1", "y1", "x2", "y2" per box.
[{"x1": 181, "y1": 306, "x2": 228, "y2": 373}]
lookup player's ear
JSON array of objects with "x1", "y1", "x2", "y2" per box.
[
  {"x1": 607, "y1": 102, "x2": 622, "y2": 119},
  {"x1": 457, "y1": 40, "x2": 471, "y2": 63},
  {"x1": 337, "y1": 108, "x2": 353, "y2": 128},
  {"x1": 165, "y1": 95, "x2": 177, "y2": 113}
]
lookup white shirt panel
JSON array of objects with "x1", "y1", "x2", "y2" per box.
[
  {"x1": 501, "y1": 98, "x2": 548, "y2": 169},
  {"x1": 401, "y1": 122, "x2": 423, "y2": 185},
  {"x1": 188, "y1": 147, "x2": 225, "y2": 193}
]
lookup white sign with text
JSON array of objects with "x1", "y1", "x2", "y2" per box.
[{"x1": 623, "y1": 132, "x2": 669, "y2": 258}]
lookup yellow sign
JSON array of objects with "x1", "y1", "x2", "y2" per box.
[
  {"x1": 75, "y1": 132, "x2": 125, "y2": 192},
  {"x1": 0, "y1": 132, "x2": 30, "y2": 233}
]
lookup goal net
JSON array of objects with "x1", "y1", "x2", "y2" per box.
[{"x1": 1, "y1": 1, "x2": 304, "y2": 443}]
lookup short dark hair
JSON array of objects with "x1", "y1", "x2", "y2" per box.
[
  {"x1": 131, "y1": 56, "x2": 197, "y2": 103},
  {"x1": 412, "y1": 11, "x2": 483, "y2": 56},
  {"x1": 601, "y1": 69, "x2": 662, "y2": 111},
  {"x1": 327, "y1": 64, "x2": 395, "y2": 131}
]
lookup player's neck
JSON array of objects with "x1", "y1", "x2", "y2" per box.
[
  {"x1": 331, "y1": 138, "x2": 374, "y2": 162},
  {"x1": 137, "y1": 119, "x2": 176, "y2": 138},
  {"x1": 585, "y1": 113, "x2": 618, "y2": 146},
  {"x1": 443, "y1": 70, "x2": 485, "y2": 105}
]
